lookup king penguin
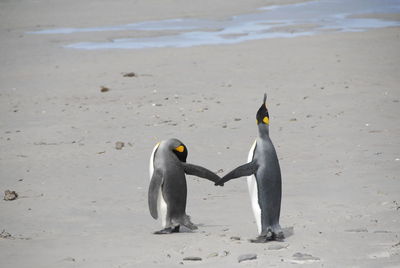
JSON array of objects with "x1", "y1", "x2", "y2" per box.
[
  {"x1": 148, "y1": 138, "x2": 221, "y2": 234},
  {"x1": 216, "y1": 94, "x2": 284, "y2": 242}
]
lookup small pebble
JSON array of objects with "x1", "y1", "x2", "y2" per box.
[
  {"x1": 207, "y1": 252, "x2": 218, "y2": 258},
  {"x1": 123, "y1": 72, "x2": 137, "y2": 77},
  {"x1": 230, "y1": 236, "x2": 241, "y2": 241},
  {"x1": 0, "y1": 230, "x2": 13, "y2": 239},
  {"x1": 3, "y1": 190, "x2": 18, "y2": 201},
  {"x1": 220, "y1": 250, "x2": 230, "y2": 257},
  {"x1": 268, "y1": 243, "x2": 289, "y2": 250},
  {"x1": 374, "y1": 230, "x2": 391, "y2": 233},
  {"x1": 183, "y1": 256, "x2": 202, "y2": 261},
  {"x1": 115, "y1": 141, "x2": 124, "y2": 150},
  {"x1": 345, "y1": 228, "x2": 368, "y2": 233},
  {"x1": 238, "y1": 253, "x2": 257, "y2": 263},
  {"x1": 100, "y1": 86, "x2": 110, "y2": 92},
  {"x1": 63, "y1": 257, "x2": 76, "y2": 262},
  {"x1": 292, "y1": 252, "x2": 320, "y2": 262}
]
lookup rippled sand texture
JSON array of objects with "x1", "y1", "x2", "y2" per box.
[{"x1": 1, "y1": 0, "x2": 400, "y2": 267}]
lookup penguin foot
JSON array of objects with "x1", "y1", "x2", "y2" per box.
[
  {"x1": 153, "y1": 225, "x2": 180, "y2": 235},
  {"x1": 249, "y1": 231, "x2": 284, "y2": 243},
  {"x1": 274, "y1": 231, "x2": 285, "y2": 241},
  {"x1": 249, "y1": 234, "x2": 272, "y2": 243}
]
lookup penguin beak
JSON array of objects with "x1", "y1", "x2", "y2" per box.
[{"x1": 175, "y1": 145, "x2": 185, "y2": 153}]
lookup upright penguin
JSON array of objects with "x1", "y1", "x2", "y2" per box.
[
  {"x1": 216, "y1": 94, "x2": 284, "y2": 242},
  {"x1": 148, "y1": 138, "x2": 221, "y2": 234}
]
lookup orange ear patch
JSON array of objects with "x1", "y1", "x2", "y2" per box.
[{"x1": 175, "y1": 145, "x2": 185, "y2": 152}]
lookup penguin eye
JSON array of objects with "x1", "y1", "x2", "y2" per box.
[
  {"x1": 263, "y1": 117, "x2": 269, "y2": 124},
  {"x1": 175, "y1": 145, "x2": 185, "y2": 153}
]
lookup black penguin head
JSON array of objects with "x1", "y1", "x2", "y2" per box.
[
  {"x1": 256, "y1": 93, "x2": 270, "y2": 125},
  {"x1": 168, "y1": 138, "x2": 188, "y2": 162}
]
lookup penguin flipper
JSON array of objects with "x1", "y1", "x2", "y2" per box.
[
  {"x1": 216, "y1": 161, "x2": 257, "y2": 185},
  {"x1": 148, "y1": 170, "x2": 163, "y2": 219},
  {"x1": 182, "y1": 163, "x2": 221, "y2": 183}
]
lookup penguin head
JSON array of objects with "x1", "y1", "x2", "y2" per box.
[
  {"x1": 256, "y1": 93, "x2": 269, "y2": 126},
  {"x1": 166, "y1": 138, "x2": 188, "y2": 162}
]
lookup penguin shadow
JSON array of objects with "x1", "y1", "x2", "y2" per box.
[
  {"x1": 196, "y1": 223, "x2": 228, "y2": 227},
  {"x1": 178, "y1": 225, "x2": 198, "y2": 233},
  {"x1": 166, "y1": 224, "x2": 220, "y2": 234},
  {"x1": 167, "y1": 224, "x2": 225, "y2": 234},
  {"x1": 195, "y1": 223, "x2": 230, "y2": 229},
  {"x1": 282, "y1": 226, "x2": 294, "y2": 239}
]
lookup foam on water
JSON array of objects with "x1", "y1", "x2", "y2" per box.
[{"x1": 29, "y1": 0, "x2": 400, "y2": 50}]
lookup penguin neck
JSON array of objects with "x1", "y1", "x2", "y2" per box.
[{"x1": 257, "y1": 124, "x2": 270, "y2": 139}]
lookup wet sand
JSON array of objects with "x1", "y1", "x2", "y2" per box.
[{"x1": 1, "y1": 0, "x2": 400, "y2": 267}]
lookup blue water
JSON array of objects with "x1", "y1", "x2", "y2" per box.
[{"x1": 29, "y1": 0, "x2": 400, "y2": 50}]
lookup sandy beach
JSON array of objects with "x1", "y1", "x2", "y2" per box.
[{"x1": 1, "y1": 0, "x2": 400, "y2": 267}]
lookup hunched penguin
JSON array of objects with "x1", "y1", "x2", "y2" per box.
[{"x1": 148, "y1": 138, "x2": 221, "y2": 234}]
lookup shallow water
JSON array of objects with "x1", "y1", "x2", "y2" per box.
[{"x1": 29, "y1": 0, "x2": 400, "y2": 50}]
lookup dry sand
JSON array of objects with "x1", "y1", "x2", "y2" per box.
[{"x1": 1, "y1": 0, "x2": 400, "y2": 267}]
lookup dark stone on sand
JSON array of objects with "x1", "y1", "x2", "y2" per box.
[
  {"x1": 345, "y1": 228, "x2": 368, "y2": 233},
  {"x1": 230, "y1": 236, "x2": 241, "y2": 240},
  {"x1": 63, "y1": 257, "x2": 76, "y2": 262},
  {"x1": 115, "y1": 141, "x2": 124, "y2": 150},
  {"x1": 183, "y1": 256, "x2": 202, "y2": 261},
  {"x1": 215, "y1": 169, "x2": 224, "y2": 174},
  {"x1": 0, "y1": 230, "x2": 13, "y2": 239},
  {"x1": 123, "y1": 72, "x2": 137, "y2": 77},
  {"x1": 4, "y1": 190, "x2": 18, "y2": 201},
  {"x1": 292, "y1": 252, "x2": 320, "y2": 261},
  {"x1": 100, "y1": 86, "x2": 110, "y2": 92},
  {"x1": 238, "y1": 253, "x2": 257, "y2": 263}
]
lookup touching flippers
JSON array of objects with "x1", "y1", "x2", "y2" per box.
[
  {"x1": 182, "y1": 162, "x2": 222, "y2": 184},
  {"x1": 215, "y1": 160, "x2": 258, "y2": 185},
  {"x1": 148, "y1": 170, "x2": 163, "y2": 219}
]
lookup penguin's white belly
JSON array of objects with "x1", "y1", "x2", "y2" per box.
[
  {"x1": 247, "y1": 140, "x2": 262, "y2": 234},
  {"x1": 149, "y1": 143, "x2": 159, "y2": 179},
  {"x1": 157, "y1": 186, "x2": 168, "y2": 228},
  {"x1": 149, "y1": 142, "x2": 168, "y2": 228}
]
